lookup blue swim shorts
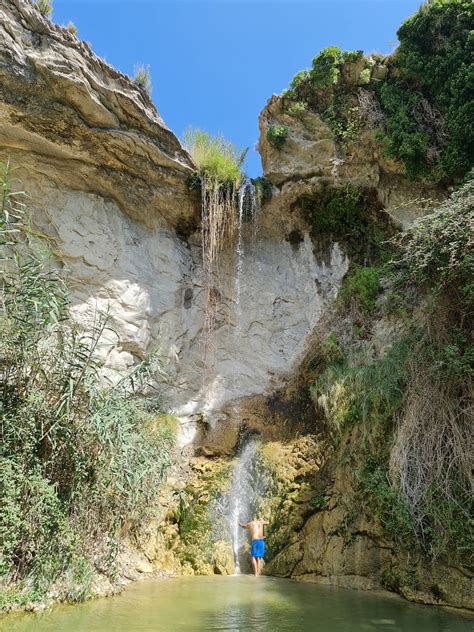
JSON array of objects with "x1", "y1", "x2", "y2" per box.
[{"x1": 251, "y1": 539, "x2": 265, "y2": 558}]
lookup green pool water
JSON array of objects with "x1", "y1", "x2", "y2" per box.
[{"x1": 2, "y1": 576, "x2": 472, "y2": 632}]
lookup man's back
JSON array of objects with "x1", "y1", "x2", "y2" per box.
[
  {"x1": 239, "y1": 516, "x2": 269, "y2": 576},
  {"x1": 247, "y1": 519, "x2": 265, "y2": 541}
]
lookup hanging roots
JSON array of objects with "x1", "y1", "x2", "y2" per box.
[
  {"x1": 389, "y1": 367, "x2": 473, "y2": 539},
  {"x1": 200, "y1": 173, "x2": 237, "y2": 340},
  {"x1": 357, "y1": 89, "x2": 385, "y2": 130}
]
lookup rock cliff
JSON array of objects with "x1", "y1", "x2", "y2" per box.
[
  {"x1": 258, "y1": 94, "x2": 445, "y2": 230},
  {"x1": 0, "y1": 0, "x2": 348, "y2": 446},
  {"x1": 1, "y1": 0, "x2": 471, "y2": 615},
  {"x1": 253, "y1": 72, "x2": 472, "y2": 611}
]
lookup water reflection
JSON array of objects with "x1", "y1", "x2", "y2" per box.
[{"x1": 1, "y1": 576, "x2": 471, "y2": 632}]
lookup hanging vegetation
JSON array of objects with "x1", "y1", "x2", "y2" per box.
[{"x1": 183, "y1": 128, "x2": 246, "y2": 338}]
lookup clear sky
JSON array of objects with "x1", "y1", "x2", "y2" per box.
[{"x1": 53, "y1": 0, "x2": 422, "y2": 177}]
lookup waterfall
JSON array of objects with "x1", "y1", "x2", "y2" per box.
[
  {"x1": 235, "y1": 178, "x2": 257, "y2": 311},
  {"x1": 226, "y1": 437, "x2": 267, "y2": 574},
  {"x1": 227, "y1": 180, "x2": 260, "y2": 573}
]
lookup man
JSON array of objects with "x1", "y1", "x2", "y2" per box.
[{"x1": 239, "y1": 516, "x2": 268, "y2": 576}]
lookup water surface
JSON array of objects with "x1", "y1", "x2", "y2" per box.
[{"x1": 2, "y1": 576, "x2": 471, "y2": 632}]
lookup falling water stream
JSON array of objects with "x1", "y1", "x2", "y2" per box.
[
  {"x1": 228, "y1": 440, "x2": 257, "y2": 575},
  {"x1": 226, "y1": 438, "x2": 265, "y2": 574},
  {"x1": 235, "y1": 177, "x2": 257, "y2": 313},
  {"x1": 226, "y1": 178, "x2": 261, "y2": 574}
]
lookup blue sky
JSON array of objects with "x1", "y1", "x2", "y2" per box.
[{"x1": 53, "y1": 0, "x2": 422, "y2": 176}]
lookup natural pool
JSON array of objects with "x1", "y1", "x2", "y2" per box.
[{"x1": 2, "y1": 576, "x2": 471, "y2": 632}]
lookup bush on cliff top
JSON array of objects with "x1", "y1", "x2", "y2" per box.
[
  {"x1": 282, "y1": 46, "x2": 362, "y2": 146},
  {"x1": 377, "y1": 0, "x2": 474, "y2": 180},
  {"x1": 35, "y1": 0, "x2": 53, "y2": 18},
  {"x1": 183, "y1": 127, "x2": 245, "y2": 186},
  {"x1": 282, "y1": 0, "x2": 473, "y2": 182},
  {"x1": 133, "y1": 64, "x2": 152, "y2": 95}
]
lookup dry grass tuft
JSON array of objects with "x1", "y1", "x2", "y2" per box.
[{"x1": 390, "y1": 366, "x2": 473, "y2": 540}]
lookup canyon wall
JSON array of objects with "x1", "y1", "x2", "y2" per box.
[
  {"x1": 1, "y1": 0, "x2": 471, "y2": 614},
  {"x1": 0, "y1": 0, "x2": 348, "y2": 446}
]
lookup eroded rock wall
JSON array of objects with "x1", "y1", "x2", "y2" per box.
[
  {"x1": 0, "y1": 0, "x2": 349, "y2": 447},
  {"x1": 238, "y1": 81, "x2": 474, "y2": 612},
  {"x1": 259, "y1": 414, "x2": 474, "y2": 611},
  {"x1": 3, "y1": 1, "x2": 467, "y2": 614},
  {"x1": 258, "y1": 94, "x2": 446, "y2": 228}
]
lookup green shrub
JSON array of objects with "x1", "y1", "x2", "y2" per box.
[
  {"x1": 311, "y1": 337, "x2": 410, "y2": 438},
  {"x1": 286, "y1": 101, "x2": 307, "y2": 121},
  {"x1": 320, "y1": 333, "x2": 344, "y2": 365},
  {"x1": 359, "y1": 68, "x2": 371, "y2": 85},
  {"x1": 133, "y1": 64, "x2": 152, "y2": 95},
  {"x1": 290, "y1": 69, "x2": 310, "y2": 91},
  {"x1": 0, "y1": 162, "x2": 174, "y2": 607},
  {"x1": 282, "y1": 70, "x2": 312, "y2": 102},
  {"x1": 376, "y1": 83, "x2": 429, "y2": 179},
  {"x1": 252, "y1": 176, "x2": 272, "y2": 205},
  {"x1": 266, "y1": 124, "x2": 289, "y2": 149},
  {"x1": 339, "y1": 265, "x2": 383, "y2": 315},
  {"x1": 65, "y1": 21, "x2": 77, "y2": 35},
  {"x1": 35, "y1": 0, "x2": 52, "y2": 18},
  {"x1": 390, "y1": 176, "x2": 473, "y2": 303},
  {"x1": 283, "y1": 47, "x2": 370, "y2": 146},
  {"x1": 377, "y1": 0, "x2": 474, "y2": 181},
  {"x1": 182, "y1": 127, "x2": 245, "y2": 186},
  {"x1": 309, "y1": 495, "x2": 329, "y2": 511},
  {"x1": 357, "y1": 456, "x2": 416, "y2": 550},
  {"x1": 310, "y1": 46, "x2": 342, "y2": 88},
  {"x1": 297, "y1": 184, "x2": 394, "y2": 263},
  {"x1": 342, "y1": 50, "x2": 364, "y2": 64}
]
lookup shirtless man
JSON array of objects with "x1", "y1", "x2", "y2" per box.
[{"x1": 239, "y1": 516, "x2": 268, "y2": 576}]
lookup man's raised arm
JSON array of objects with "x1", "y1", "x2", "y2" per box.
[{"x1": 239, "y1": 522, "x2": 249, "y2": 529}]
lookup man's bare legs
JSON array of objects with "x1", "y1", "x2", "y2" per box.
[
  {"x1": 251, "y1": 556, "x2": 258, "y2": 576},
  {"x1": 251, "y1": 557, "x2": 263, "y2": 576}
]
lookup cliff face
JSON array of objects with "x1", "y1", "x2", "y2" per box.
[
  {"x1": 0, "y1": 0, "x2": 195, "y2": 226},
  {"x1": 0, "y1": 0, "x2": 348, "y2": 447},
  {"x1": 258, "y1": 94, "x2": 445, "y2": 229},
  {"x1": 1, "y1": 0, "x2": 470, "y2": 614},
  {"x1": 252, "y1": 54, "x2": 472, "y2": 610}
]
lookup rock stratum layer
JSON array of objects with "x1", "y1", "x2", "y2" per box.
[{"x1": 0, "y1": 0, "x2": 196, "y2": 226}]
